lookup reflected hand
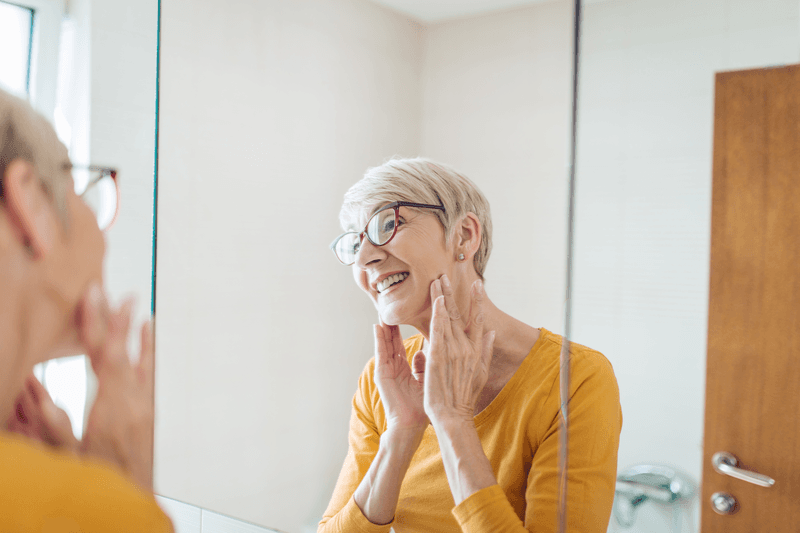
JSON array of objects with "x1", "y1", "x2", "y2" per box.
[
  {"x1": 373, "y1": 322, "x2": 429, "y2": 433},
  {"x1": 77, "y1": 284, "x2": 156, "y2": 492},
  {"x1": 425, "y1": 276, "x2": 495, "y2": 426},
  {"x1": 5, "y1": 373, "x2": 80, "y2": 452}
]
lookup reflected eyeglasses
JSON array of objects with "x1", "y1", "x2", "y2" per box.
[
  {"x1": 330, "y1": 201, "x2": 445, "y2": 266},
  {"x1": 73, "y1": 165, "x2": 119, "y2": 231}
]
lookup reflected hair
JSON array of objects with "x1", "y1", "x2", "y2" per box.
[
  {"x1": 0, "y1": 87, "x2": 70, "y2": 221},
  {"x1": 339, "y1": 157, "x2": 493, "y2": 279}
]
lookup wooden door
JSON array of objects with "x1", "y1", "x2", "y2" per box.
[{"x1": 702, "y1": 64, "x2": 800, "y2": 532}]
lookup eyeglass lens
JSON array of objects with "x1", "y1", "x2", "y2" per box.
[
  {"x1": 74, "y1": 169, "x2": 118, "y2": 231},
  {"x1": 335, "y1": 206, "x2": 398, "y2": 264}
]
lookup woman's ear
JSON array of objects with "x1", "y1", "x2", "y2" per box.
[
  {"x1": 3, "y1": 159, "x2": 58, "y2": 259},
  {"x1": 454, "y1": 212, "x2": 481, "y2": 261}
]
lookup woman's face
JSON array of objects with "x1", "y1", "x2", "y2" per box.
[
  {"x1": 39, "y1": 176, "x2": 106, "y2": 361},
  {"x1": 352, "y1": 206, "x2": 455, "y2": 329}
]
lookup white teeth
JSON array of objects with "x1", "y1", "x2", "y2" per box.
[{"x1": 377, "y1": 272, "x2": 409, "y2": 293}]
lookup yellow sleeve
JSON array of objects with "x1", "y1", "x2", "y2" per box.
[
  {"x1": 452, "y1": 350, "x2": 622, "y2": 533},
  {"x1": 318, "y1": 358, "x2": 393, "y2": 533},
  {"x1": 0, "y1": 435, "x2": 173, "y2": 533}
]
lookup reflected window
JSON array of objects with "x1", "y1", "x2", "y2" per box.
[
  {"x1": 0, "y1": 1, "x2": 34, "y2": 97},
  {"x1": 33, "y1": 356, "x2": 88, "y2": 439}
]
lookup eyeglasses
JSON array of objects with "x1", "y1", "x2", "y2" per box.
[
  {"x1": 330, "y1": 201, "x2": 445, "y2": 265},
  {"x1": 73, "y1": 165, "x2": 119, "y2": 231}
]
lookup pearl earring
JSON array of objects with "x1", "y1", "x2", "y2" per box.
[{"x1": 458, "y1": 253, "x2": 465, "y2": 261}]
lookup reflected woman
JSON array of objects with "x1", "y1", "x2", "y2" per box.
[{"x1": 319, "y1": 158, "x2": 622, "y2": 533}]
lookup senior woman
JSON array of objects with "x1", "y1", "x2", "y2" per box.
[{"x1": 319, "y1": 158, "x2": 622, "y2": 533}]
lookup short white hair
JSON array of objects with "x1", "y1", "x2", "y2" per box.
[
  {"x1": 339, "y1": 157, "x2": 493, "y2": 279},
  {"x1": 0, "y1": 87, "x2": 70, "y2": 221}
]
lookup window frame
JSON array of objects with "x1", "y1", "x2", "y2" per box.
[{"x1": 2, "y1": 0, "x2": 65, "y2": 118}]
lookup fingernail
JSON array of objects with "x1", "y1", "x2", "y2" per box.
[
  {"x1": 476, "y1": 280, "x2": 484, "y2": 294},
  {"x1": 442, "y1": 274, "x2": 451, "y2": 288}
]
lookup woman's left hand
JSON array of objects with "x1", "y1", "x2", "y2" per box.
[
  {"x1": 424, "y1": 275, "x2": 495, "y2": 426},
  {"x1": 6, "y1": 373, "x2": 80, "y2": 452}
]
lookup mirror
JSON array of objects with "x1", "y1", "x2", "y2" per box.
[
  {"x1": 154, "y1": 0, "x2": 576, "y2": 531},
  {"x1": 0, "y1": 0, "x2": 157, "y2": 438},
  {"x1": 571, "y1": 0, "x2": 799, "y2": 531}
]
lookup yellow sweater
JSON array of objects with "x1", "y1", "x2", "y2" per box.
[
  {"x1": 319, "y1": 328, "x2": 622, "y2": 533},
  {"x1": 0, "y1": 433, "x2": 173, "y2": 532}
]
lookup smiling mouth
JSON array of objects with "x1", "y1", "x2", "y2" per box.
[{"x1": 377, "y1": 272, "x2": 409, "y2": 293}]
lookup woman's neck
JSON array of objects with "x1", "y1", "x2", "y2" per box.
[{"x1": 417, "y1": 292, "x2": 540, "y2": 365}]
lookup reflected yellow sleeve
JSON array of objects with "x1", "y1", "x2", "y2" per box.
[
  {"x1": 453, "y1": 485, "x2": 526, "y2": 532},
  {"x1": 0, "y1": 434, "x2": 173, "y2": 533},
  {"x1": 318, "y1": 357, "x2": 393, "y2": 533},
  {"x1": 453, "y1": 345, "x2": 622, "y2": 533}
]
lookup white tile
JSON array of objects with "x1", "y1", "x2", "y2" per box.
[
  {"x1": 156, "y1": 495, "x2": 202, "y2": 533},
  {"x1": 201, "y1": 509, "x2": 283, "y2": 533}
]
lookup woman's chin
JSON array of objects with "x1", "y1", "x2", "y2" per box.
[
  {"x1": 377, "y1": 302, "x2": 408, "y2": 327},
  {"x1": 378, "y1": 304, "x2": 427, "y2": 330},
  {"x1": 378, "y1": 310, "x2": 401, "y2": 326}
]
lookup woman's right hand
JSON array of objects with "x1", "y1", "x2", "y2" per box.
[
  {"x1": 78, "y1": 283, "x2": 156, "y2": 493},
  {"x1": 373, "y1": 323, "x2": 428, "y2": 433}
]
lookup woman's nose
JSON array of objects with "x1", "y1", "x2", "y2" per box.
[{"x1": 354, "y1": 236, "x2": 384, "y2": 268}]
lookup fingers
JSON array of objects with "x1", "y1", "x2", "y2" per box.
[
  {"x1": 79, "y1": 283, "x2": 111, "y2": 372},
  {"x1": 104, "y1": 299, "x2": 135, "y2": 369},
  {"x1": 10, "y1": 386, "x2": 35, "y2": 430},
  {"x1": 466, "y1": 280, "x2": 485, "y2": 347},
  {"x1": 430, "y1": 295, "x2": 453, "y2": 351},
  {"x1": 8, "y1": 375, "x2": 78, "y2": 449},
  {"x1": 430, "y1": 277, "x2": 443, "y2": 303},
  {"x1": 482, "y1": 330, "x2": 496, "y2": 371},
  {"x1": 440, "y1": 275, "x2": 465, "y2": 327},
  {"x1": 389, "y1": 324, "x2": 406, "y2": 361},
  {"x1": 373, "y1": 324, "x2": 390, "y2": 366},
  {"x1": 411, "y1": 350, "x2": 426, "y2": 383},
  {"x1": 24, "y1": 373, "x2": 50, "y2": 404},
  {"x1": 137, "y1": 319, "x2": 155, "y2": 385}
]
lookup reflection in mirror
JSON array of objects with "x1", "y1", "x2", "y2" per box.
[
  {"x1": 0, "y1": 0, "x2": 157, "y2": 446},
  {"x1": 156, "y1": 0, "x2": 583, "y2": 531},
  {"x1": 572, "y1": 0, "x2": 800, "y2": 531}
]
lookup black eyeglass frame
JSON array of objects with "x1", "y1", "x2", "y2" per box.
[{"x1": 330, "y1": 200, "x2": 446, "y2": 265}]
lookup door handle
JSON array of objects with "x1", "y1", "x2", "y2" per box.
[{"x1": 712, "y1": 452, "x2": 775, "y2": 487}]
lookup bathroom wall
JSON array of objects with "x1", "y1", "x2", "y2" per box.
[
  {"x1": 156, "y1": 0, "x2": 573, "y2": 531},
  {"x1": 573, "y1": 0, "x2": 800, "y2": 509},
  {"x1": 156, "y1": 1, "x2": 423, "y2": 530},
  {"x1": 420, "y1": 1, "x2": 573, "y2": 331}
]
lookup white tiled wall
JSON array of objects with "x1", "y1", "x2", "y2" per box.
[{"x1": 157, "y1": 496, "x2": 284, "y2": 533}]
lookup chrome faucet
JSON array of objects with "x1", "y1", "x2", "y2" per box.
[{"x1": 613, "y1": 464, "x2": 697, "y2": 529}]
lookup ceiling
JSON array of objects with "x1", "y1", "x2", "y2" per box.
[{"x1": 368, "y1": 0, "x2": 558, "y2": 23}]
